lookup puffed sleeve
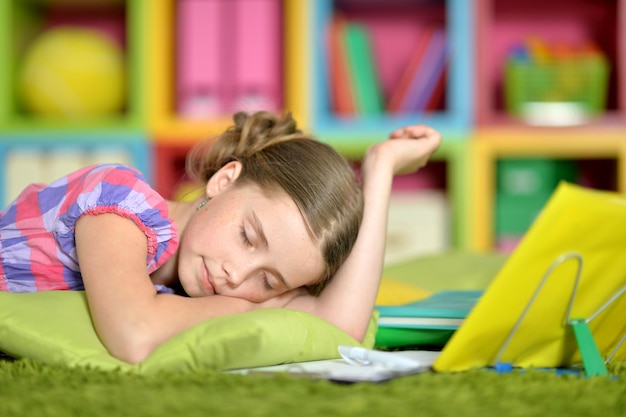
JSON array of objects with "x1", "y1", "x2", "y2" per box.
[{"x1": 55, "y1": 164, "x2": 179, "y2": 274}]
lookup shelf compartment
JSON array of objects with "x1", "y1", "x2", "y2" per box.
[
  {"x1": 475, "y1": 0, "x2": 626, "y2": 127},
  {"x1": 147, "y1": 0, "x2": 308, "y2": 144},
  {"x1": 469, "y1": 128, "x2": 626, "y2": 251},
  {"x1": 0, "y1": 0, "x2": 147, "y2": 133},
  {"x1": 0, "y1": 133, "x2": 151, "y2": 207},
  {"x1": 309, "y1": 0, "x2": 473, "y2": 145}
]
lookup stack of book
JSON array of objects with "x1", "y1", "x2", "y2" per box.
[{"x1": 375, "y1": 290, "x2": 483, "y2": 348}]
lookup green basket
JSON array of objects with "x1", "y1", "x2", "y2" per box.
[{"x1": 504, "y1": 56, "x2": 609, "y2": 121}]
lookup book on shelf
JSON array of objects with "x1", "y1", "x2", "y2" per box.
[
  {"x1": 424, "y1": 66, "x2": 447, "y2": 111},
  {"x1": 231, "y1": 0, "x2": 282, "y2": 113},
  {"x1": 387, "y1": 27, "x2": 435, "y2": 112},
  {"x1": 413, "y1": 30, "x2": 448, "y2": 112},
  {"x1": 326, "y1": 16, "x2": 356, "y2": 116},
  {"x1": 176, "y1": 0, "x2": 223, "y2": 117},
  {"x1": 343, "y1": 22, "x2": 384, "y2": 115}
]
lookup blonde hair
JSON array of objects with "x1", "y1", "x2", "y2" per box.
[{"x1": 186, "y1": 111, "x2": 363, "y2": 294}]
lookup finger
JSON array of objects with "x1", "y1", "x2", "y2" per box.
[
  {"x1": 388, "y1": 127, "x2": 408, "y2": 139},
  {"x1": 402, "y1": 125, "x2": 438, "y2": 139},
  {"x1": 389, "y1": 125, "x2": 437, "y2": 139}
]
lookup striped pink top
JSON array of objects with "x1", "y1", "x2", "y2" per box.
[{"x1": 0, "y1": 164, "x2": 179, "y2": 293}]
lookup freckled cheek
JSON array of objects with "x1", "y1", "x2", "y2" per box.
[
  {"x1": 225, "y1": 282, "x2": 268, "y2": 303},
  {"x1": 191, "y1": 214, "x2": 236, "y2": 253}
]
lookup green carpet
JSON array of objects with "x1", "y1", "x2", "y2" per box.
[{"x1": 1, "y1": 357, "x2": 624, "y2": 417}]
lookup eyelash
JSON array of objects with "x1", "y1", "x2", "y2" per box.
[
  {"x1": 240, "y1": 226, "x2": 253, "y2": 247},
  {"x1": 261, "y1": 272, "x2": 272, "y2": 290},
  {"x1": 240, "y1": 226, "x2": 273, "y2": 290}
]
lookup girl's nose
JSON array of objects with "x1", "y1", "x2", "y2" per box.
[{"x1": 224, "y1": 262, "x2": 248, "y2": 288}]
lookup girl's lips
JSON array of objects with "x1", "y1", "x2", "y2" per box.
[{"x1": 201, "y1": 261, "x2": 215, "y2": 295}]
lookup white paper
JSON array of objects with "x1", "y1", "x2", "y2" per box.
[{"x1": 232, "y1": 348, "x2": 440, "y2": 382}]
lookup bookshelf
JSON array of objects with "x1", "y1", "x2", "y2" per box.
[{"x1": 0, "y1": 0, "x2": 625, "y2": 252}]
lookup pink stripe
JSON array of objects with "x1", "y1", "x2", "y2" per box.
[
  {"x1": 32, "y1": 260, "x2": 70, "y2": 291},
  {"x1": 12, "y1": 186, "x2": 59, "y2": 290},
  {"x1": 87, "y1": 165, "x2": 172, "y2": 225},
  {"x1": 59, "y1": 166, "x2": 92, "y2": 215},
  {"x1": 0, "y1": 261, "x2": 7, "y2": 291}
]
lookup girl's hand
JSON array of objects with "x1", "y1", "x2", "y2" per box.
[{"x1": 363, "y1": 125, "x2": 442, "y2": 177}]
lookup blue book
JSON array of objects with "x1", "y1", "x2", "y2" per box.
[
  {"x1": 375, "y1": 290, "x2": 483, "y2": 330},
  {"x1": 413, "y1": 32, "x2": 448, "y2": 112},
  {"x1": 399, "y1": 29, "x2": 446, "y2": 113}
]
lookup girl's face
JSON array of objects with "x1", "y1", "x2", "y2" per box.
[{"x1": 177, "y1": 164, "x2": 325, "y2": 302}]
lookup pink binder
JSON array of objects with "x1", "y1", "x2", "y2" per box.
[
  {"x1": 176, "y1": 0, "x2": 223, "y2": 118},
  {"x1": 231, "y1": 0, "x2": 281, "y2": 113}
]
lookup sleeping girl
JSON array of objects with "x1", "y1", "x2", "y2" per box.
[{"x1": 0, "y1": 111, "x2": 441, "y2": 363}]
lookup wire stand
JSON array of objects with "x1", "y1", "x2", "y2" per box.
[{"x1": 492, "y1": 252, "x2": 625, "y2": 377}]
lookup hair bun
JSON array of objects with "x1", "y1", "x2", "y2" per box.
[
  {"x1": 186, "y1": 111, "x2": 313, "y2": 183},
  {"x1": 232, "y1": 111, "x2": 301, "y2": 156}
]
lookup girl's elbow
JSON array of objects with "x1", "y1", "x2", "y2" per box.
[
  {"x1": 344, "y1": 323, "x2": 368, "y2": 344},
  {"x1": 103, "y1": 329, "x2": 158, "y2": 364},
  {"x1": 109, "y1": 344, "x2": 152, "y2": 365}
]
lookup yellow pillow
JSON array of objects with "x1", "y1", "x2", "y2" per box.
[{"x1": 376, "y1": 277, "x2": 430, "y2": 306}]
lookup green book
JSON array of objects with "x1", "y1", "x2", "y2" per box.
[{"x1": 343, "y1": 23, "x2": 384, "y2": 115}]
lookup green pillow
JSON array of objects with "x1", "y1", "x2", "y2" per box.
[{"x1": 0, "y1": 291, "x2": 377, "y2": 374}]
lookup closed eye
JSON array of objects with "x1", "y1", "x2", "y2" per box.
[
  {"x1": 261, "y1": 272, "x2": 273, "y2": 290},
  {"x1": 240, "y1": 225, "x2": 253, "y2": 247},
  {"x1": 240, "y1": 222, "x2": 286, "y2": 292}
]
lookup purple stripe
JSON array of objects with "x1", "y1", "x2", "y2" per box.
[
  {"x1": 62, "y1": 265, "x2": 84, "y2": 290},
  {"x1": 2, "y1": 263, "x2": 38, "y2": 292},
  {"x1": 1, "y1": 235, "x2": 28, "y2": 248},
  {"x1": 0, "y1": 204, "x2": 17, "y2": 228},
  {"x1": 38, "y1": 183, "x2": 68, "y2": 214},
  {"x1": 98, "y1": 182, "x2": 133, "y2": 206}
]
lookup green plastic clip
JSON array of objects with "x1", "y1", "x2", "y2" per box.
[{"x1": 569, "y1": 318, "x2": 608, "y2": 377}]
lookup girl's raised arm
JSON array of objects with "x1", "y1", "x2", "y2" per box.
[{"x1": 286, "y1": 125, "x2": 442, "y2": 341}]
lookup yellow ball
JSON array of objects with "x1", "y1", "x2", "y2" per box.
[{"x1": 18, "y1": 27, "x2": 126, "y2": 120}]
